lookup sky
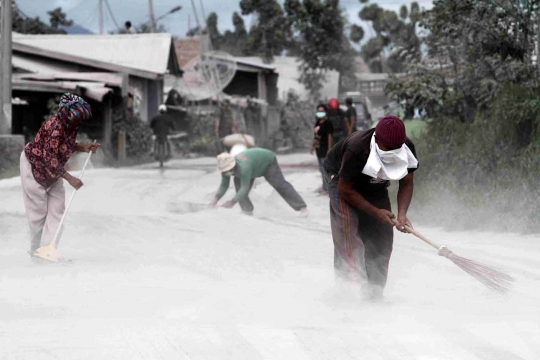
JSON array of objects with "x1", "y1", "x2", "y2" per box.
[{"x1": 16, "y1": 0, "x2": 433, "y2": 38}]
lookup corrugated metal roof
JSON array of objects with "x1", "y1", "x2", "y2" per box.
[
  {"x1": 12, "y1": 79, "x2": 113, "y2": 101},
  {"x1": 15, "y1": 72, "x2": 125, "y2": 87},
  {"x1": 235, "y1": 58, "x2": 275, "y2": 71},
  {"x1": 13, "y1": 54, "x2": 79, "y2": 74},
  {"x1": 13, "y1": 33, "x2": 176, "y2": 76},
  {"x1": 173, "y1": 37, "x2": 275, "y2": 72}
]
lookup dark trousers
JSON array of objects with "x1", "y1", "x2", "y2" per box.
[
  {"x1": 154, "y1": 138, "x2": 171, "y2": 158},
  {"x1": 328, "y1": 179, "x2": 394, "y2": 289},
  {"x1": 317, "y1": 157, "x2": 327, "y2": 191},
  {"x1": 234, "y1": 158, "x2": 307, "y2": 212}
]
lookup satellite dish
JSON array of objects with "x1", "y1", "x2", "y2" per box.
[{"x1": 175, "y1": 50, "x2": 237, "y2": 101}]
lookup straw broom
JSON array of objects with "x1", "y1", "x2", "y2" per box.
[{"x1": 396, "y1": 221, "x2": 515, "y2": 293}]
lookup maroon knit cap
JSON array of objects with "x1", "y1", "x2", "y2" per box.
[{"x1": 375, "y1": 115, "x2": 406, "y2": 148}]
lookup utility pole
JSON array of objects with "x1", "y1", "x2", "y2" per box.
[
  {"x1": 99, "y1": 0, "x2": 103, "y2": 34},
  {"x1": 0, "y1": 0, "x2": 13, "y2": 134},
  {"x1": 148, "y1": 0, "x2": 156, "y2": 33}
]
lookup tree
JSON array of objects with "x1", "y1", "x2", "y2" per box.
[
  {"x1": 350, "y1": 24, "x2": 365, "y2": 43},
  {"x1": 190, "y1": 12, "x2": 249, "y2": 56},
  {"x1": 284, "y1": 0, "x2": 349, "y2": 99},
  {"x1": 12, "y1": 2, "x2": 73, "y2": 34},
  {"x1": 240, "y1": 0, "x2": 292, "y2": 63},
  {"x1": 222, "y1": 12, "x2": 249, "y2": 56},
  {"x1": 386, "y1": 0, "x2": 540, "y2": 121},
  {"x1": 47, "y1": 7, "x2": 73, "y2": 30},
  {"x1": 206, "y1": 12, "x2": 221, "y2": 49},
  {"x1": 357, "y1": 1, "x2": 422, "y2": 73}
]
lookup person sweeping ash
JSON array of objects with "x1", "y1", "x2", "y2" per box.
[
  {"x1": 209, "y1": 148, "x2": 308, "y2": 216},
  {"x1": 324, "y1": 115, "x2": 418, "y2": 300},
  {"x1": 20, "y1": 93, "x2": 100, "y2": 256}
]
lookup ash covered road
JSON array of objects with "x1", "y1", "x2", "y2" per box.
[{"x1": 1, "y1": 154, "x2": 539, "y2": 359}]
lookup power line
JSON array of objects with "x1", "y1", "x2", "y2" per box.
[
  {"x1": 104, "y1": 0, "x2": 121, "y2": 30},
  {"x1": 190, "y1": 0, "x2": 202, "y2": 29},
  {"x1": 199, "y1": 0, "x2": 207, "y2": 21},
  {"x1": 78, "y1": 1, "x2": 99, "y2": 30},
  {"x1": 62, "y1": 0, "x2": 88, "y2": 15},
  {"x1": 14, "y1": 4, "x2": 30, "y2": 19}
]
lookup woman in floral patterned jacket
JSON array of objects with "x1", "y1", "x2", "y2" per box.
[{"x1": 20, "y1": 93, "x2": 101, "y2": 255}]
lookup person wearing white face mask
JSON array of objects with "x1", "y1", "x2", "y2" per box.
[
  {"x1": 323, "y1": 115, "x2": 419, "y2": 299},
  {"x1": 310, "y1": 104, "x2": 334, "y2": 194}
]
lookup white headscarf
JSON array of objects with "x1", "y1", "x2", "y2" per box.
[{"x1": 361, "y1": 133, "x2": 418, "y2": 181}]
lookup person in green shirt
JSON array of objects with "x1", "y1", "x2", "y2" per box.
[{"x1": 210, "y1": 148, "x2": 308, "y2": 215}]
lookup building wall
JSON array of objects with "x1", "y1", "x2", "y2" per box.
[
  {"x1": 147, "y1": 79, "x2": 162, "y2": 121},
  {"x1": 128, "y1": 76, "x2": 148, "y2": 121},
  {"x1": 224, "y1": 71, "x2": 258, "y2": 99},
  {"x1": 266, "y1": 73, "x2": 278, "y2": 106}
]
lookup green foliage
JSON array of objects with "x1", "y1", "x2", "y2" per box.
[
  {"x1": 202, "y1": 12, "x2": 249, "y2": 57},
  {"x1": 47, "y1": 7, "x2": 73, "y2": 30},
  {"x1": 400, "y1": 5, "x2": 409, "y2": 19},
  {"x1": 349, "y1": 24, "x2": 364, "y2": 43},
  {"x1": 285, "y1": 0, "x2": 344, "y2": 71},
  {"x1": 112, "y1": 105, "x2": 153, "y2": 158},
  {"x1": 285, "y1": 0, "x2": 354, "y2": 99},
  {"x1": 198, "y1": 1, "x2": 358, "y2": 97},
  {"x1": 410, "y1": 84, "x2": 540, "y2": 232},
  {"x1": 0, "y1": 167, "x2": 20, "y2": 180},
  {"x1": 44, "y1": 96, "x2": 60, "y2": 123},
  {"x1": 404, "y1": 119, "x2": 428, "y2": 139},
  {"x1": 12, "y1": 2, "x2": 73, "y2": 34},
  {"x1": 189, "y1": 135, "x2": 217, "y2": 155},
  {"x1": 240, "y1": 0, "x2": 291, "y2": 62},
  {"x1": 279, "y1": 90, "x2": 317, "y2": 150},
  {"x1": 389, "y1": 0, "x2": 540, "y2": 121},
  {"x1": 358, "y1": 1, "x2": 421, "y2": 73}
]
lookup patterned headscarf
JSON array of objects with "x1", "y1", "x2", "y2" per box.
[{"x1": 57, "y1": 93, "x2": 93, "y2": 123}]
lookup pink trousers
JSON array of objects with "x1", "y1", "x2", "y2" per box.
[{"x1": 20, "y1": 152, "x2": 65, "y2": 253}]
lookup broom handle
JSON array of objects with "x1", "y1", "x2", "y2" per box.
[
  {"x1": 50, "y1": 140, "x2": 96, "y2": 247},
  {"x1": 392, "y1": 219, "x2": 441, "y2": 250}
]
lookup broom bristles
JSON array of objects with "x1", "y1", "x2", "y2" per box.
[{"x1": 438, "y1": 246, "x2": 515, "y2": 293}]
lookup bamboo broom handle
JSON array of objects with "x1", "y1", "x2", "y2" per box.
[
  {"x1": 392, "y1": 219, "x2": 441, "y2": 251},
  {"x1": 50, "y1": 140, "x2": 96, "y2": 247}
]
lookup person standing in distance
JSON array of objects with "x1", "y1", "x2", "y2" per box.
[
  {"x1": 215, "y1": 99, "x2": 239, "y2": 151},
  {"x1": 345, "y1": 97, "x2": 357, "y2": 134},
  {"x1": 310, "y1": 104, "x2": 333, "y2": 195},
  {"x1": 150, "y1": 104, "x2": 175, "y2": 160},
  {"x1": 327, "y1": 98, "x2": 348, "y2": 144}
]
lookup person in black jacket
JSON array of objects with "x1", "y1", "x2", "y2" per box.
[
  {"x1": 327, "y1": 98, "x2": 348, "y2": 144},
  {"x1": 310, "y1": 104, "x2": 334, "y2": 194},
  {"x1": 150, "y1": 104, "x2": 175, "y2": 159}
]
